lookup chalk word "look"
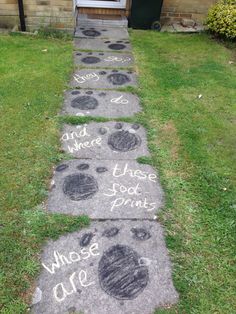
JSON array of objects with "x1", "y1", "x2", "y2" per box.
[{"x1": 73, "y1": 72, "x2": 99, "y2": 84}]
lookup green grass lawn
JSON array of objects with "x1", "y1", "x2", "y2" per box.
[
  {"x1": 0, "y1": 34, "x2": 89, "y2": 313},
  {"x1": 130, "y1": 31, "x2": 236, "y2": 313},
  {"x1": 0, "y1": 32, "x2": 235, "y2": 314}
]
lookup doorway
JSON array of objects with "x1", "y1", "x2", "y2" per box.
[{"x1": 77, "y1": 0, "x2": 127, "y2": 9}]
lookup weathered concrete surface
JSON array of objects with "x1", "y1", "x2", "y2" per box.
[
  {"x1": 74, "y1": 51, "x2": 134, "y2": 68},
  {"x1": 47, "y1": 159, "x2": 164, "y2": 219},
  {"x1": 77, "y1": 13, "x2": 128, "y2": 28},
  {"x1": 70, "y1": 69, "x2": 137, "y2": 89},
  {"x1": 61, "y1": 122, "x2": 149, "y2": 160},
  {"x1": 74, "y1": 26, "x2": 129, "y2": 39},
  {"x1": 62, "y1": 90, "x2": 140, "y2": 118},
  {"x1": 172, "y1": 22, "x2": 204, "y2": 33},
  {"x1": 74, "y1": 38, "x2": 132, "y2": 52},
  {"x1": 31, "y1": 221, "x2": 179, "y2": 314}
]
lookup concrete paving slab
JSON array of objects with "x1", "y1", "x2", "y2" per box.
[
  {"x1": 31, "y1": 220, "x2": 178, "y2": 314},
  {"x1": 47, "y1": 159, "x2": 164, "y2": 219},
  {"x1": 77, "y1": 14, "x2": 128, "y2": 28},
  {"x1": 70, "y1": 69, "x2": 137, "y2": 89},
  {"x1": 60, "y1": 122, "x2": 149, "y2": 159},
  {"x1": 74, "y1": 38, "x2": 132, "y2": 52},
  {"x1": 74, "y1": 51, "x2": 134, "y2": 68},
  {"x1": 62, "y1": 90, "x2": 140, "y2": 118},
  {"x1": 75, "y1": 26, "x2": 129, "y2": 39}
]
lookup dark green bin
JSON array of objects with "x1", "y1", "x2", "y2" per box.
[{"x1": 130, "y1": 0, "x2": 164, "y2": 30}]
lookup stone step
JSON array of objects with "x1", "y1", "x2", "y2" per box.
[
  {"x1": 74, "y1": 38, "x2": 132, "y2": 52},
  {"x1": 74, "y1": 26, "x2": 129, "y2": 39},
  {"x1": 77, "y1": 13, "x2": 128, "y2": 28},
  {"x1": 74, "y1": 51, "x2": 134, "y2": 68},
  {"x1": 62, "y1": 89, "x2": 140, "y2": 118},
  {"x1": 47, "y1": 159, "x2": 163, "y2": 219},
  {"x1": 31, "y1": 220, "x2": 178, "y2": 314},
  {"x1": 60, "y1": 122, "x2": 149, "y2": 160},
  {"x1": 70, "y1": 69, "x2": 137, "y2": 89}
]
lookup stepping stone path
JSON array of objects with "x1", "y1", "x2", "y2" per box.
[
  {"x1": 74, "y1": 51, "x2": 134, "y2": 68},
  {"x1": 74, "y1": 38, "x2": 132, "y2": 52},
  {"x1": 62, "y1": 90, "x2": 140, "y2": 118},
  {"x1": 61, "y1": 122, "x2": 149, "y2": 159},
  {"x1": 47, "y1": 160, "x2": 164, "y2": 219},
  {"x1": 71, "y1": 69, "x2": 137, "y2": 89},
  {"x1": 74, "y1": 27, "x2": 129, "y2": 39},
  {"x1": 32, "y1": 25, "x2": 178, "y2": 314},
  {"x1": 31, "y1": 221, "x2": 178, "y2": 314}
]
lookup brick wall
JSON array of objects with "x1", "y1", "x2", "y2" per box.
[
  {"x1": 0, "y1": 0, "x2": 218, "y2": 30},
  {"x1": 161, "y1": 0, "x2": 218, "y2": 24},
  {"x1": 0, "y1": 0, "x2": 75, "y2": 30},
  {"x1": 0, "y1": 0, "x2": 19, "y2": 28}
]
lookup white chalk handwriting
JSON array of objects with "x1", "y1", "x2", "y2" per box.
[
  {"x1": 67, "y1": 137, "x2": 102, "y2": 153},
  {"x1": 104, "y1": 183, "x2": 141, "y2": 197},
  {"x1": 42, "y1": 243, "x2": 99, "y2": 275},
  {"x1": 104, "y1": 56, "x2": 132, "y2": 63},
  {"x1": 73, "y1": 72, "x2": 99, "y2": 84},
  {"x1": 111, "y1": 95, "x2": 129, "y2": 104},
  {"x1": 61, "y1": 126, "x2": 102, "y2": 152},
  {"x1": 112, "y1": 163, "x2": 157, "y2": 182},
  {"x1": 109, "y1": 197, "x2": 156, "y2": 212},
  {"x1": 61, "y1": 126, "x2": 90, "y2": 142},
  {"x1": 53, "y1": 269, "x2": 95, "y2": 303}
]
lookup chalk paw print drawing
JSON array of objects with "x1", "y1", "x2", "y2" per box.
[
  {"x1": 31, "y1": 221, "x2": 178, "y2": 314},
  {"x1": 107, "y1": 70, "x2": 132, "y2": 86},
  {"x1": 63, "y1": 90, "x2": 141, "y2": 118},
  {"x1": 48, "y1": 159, "x2": 163, "y2": 219},
  {"x1": 107, "y1": 122, "x2": 141, "y2": 152},
  {"x1": 55, "y1": 162, "x2": 108, "y2": 201},
  {"x1": 74, "y1": 51, "x2": 133, "y2": 68},
  {"x1": 71, "y1": 69, "x2": 136, "y2": 89},
  {"x1": 75, "y1": 27, "x2": 129, "y2": 40},
  {"x1": 98, "y1": 69, "x2": 132, "y2": 86},
  {"x1": 70, "y1": 90, "x2": 99, "y2": 110},
  {"x1": 80, "y1": 27, "x2": 105, "y2": 37},
  {"x1": 61, "y1": 122, "x2": 149, "y2": 159},
  {"x1": 104, "y1": 40, "x2": 130, "y2": 50},
  {"x1": 98, "y1": 228, "x2": 150, "y2": 300}
]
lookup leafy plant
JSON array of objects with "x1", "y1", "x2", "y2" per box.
[{"x1": 206, "y1": 0, "x2": 236, "y2": 39}]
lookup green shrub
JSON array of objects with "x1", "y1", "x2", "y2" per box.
[{"x1": 206, "y1": 0, "x2": 236, "y2": 39}]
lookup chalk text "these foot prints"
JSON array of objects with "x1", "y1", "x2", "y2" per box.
[{"x1": 104, "y1": 163, "x2": 158, "y2": 212}]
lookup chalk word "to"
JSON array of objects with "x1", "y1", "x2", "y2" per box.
[{"x1": 73, "y1": 72, "x2": 99, "y2": 84}]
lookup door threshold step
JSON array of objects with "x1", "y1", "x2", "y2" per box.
[{"x1": 77, "y1": 13, "x2": 128, "y2": 28}]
